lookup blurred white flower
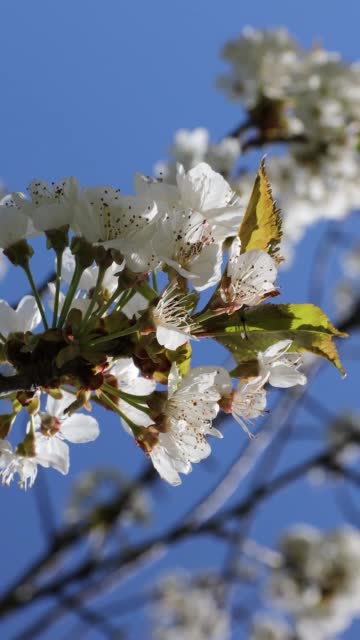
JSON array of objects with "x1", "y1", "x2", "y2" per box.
[
  {"x1": 327, "y1": 412, "x2": 360, "y2": 464},
  {"x1": 153, "y1": 573, "x2": 230, "y2": 640},
  {"x1": 269, "y1": 525, "x2": 360, "y2": 639},
  {"x1": 218, "y1": 26, "x2": 301, "y2": 106},
  {"x1": 156, "y1": 127, "x2": 241, "y2": 180},
  {"x1": 250, "y1": 615, "x2": 293, "y2": 640}
]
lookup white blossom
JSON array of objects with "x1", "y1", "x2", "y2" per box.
[
  {"x1": 0, "y1": 295, "x2": 41, "y2": 336},
  {"x1": 176, "y1": 162, "x2": 243, "y2": 242},
  {"x1": 33, "y1": 391, "x2": 100, "y2": 475},
  {"x1": 269, "y1": 525, "x2": 360, "y2": 639},
  {"x1": 230, "y1": 377, "x2": 267, "y2": 437},
  {"x1": 155, "y1": 128, "x2": 240, "y2": 182},
  {"x1": 0, "y1": 193, "x2": 33, "y2": 249},
  {"x1": 136, "y1": 162, "x2": 243, "y2": 289},
  {"x1": 21, "y1": 177, "x2": 80, "y2": 231},
  {"x1": 0, "y1": 439, "x2": 38, "y2": 490},
  {"x1": 152, "y1": 206, "x2": 223, "y2": 291},
  {"x1": 218, "y1": 26, "x2": 301, "y2": 106},
  {"x1": 72, "y1": 186, "x2": 160, "y2": 273},
  {"x1": 153, "y1": 573, "x2": 230, "y2": 640},
  {"x1": 152, "y1": 285, "x2": 197, "y2": 350},
  {"x1": 61, "y1": 247, "x2": 121, "y2": 293},
  {"x1": 250, "y1": 615, "x2": 293, "y2": 640},
  {"x1": 266, "y1": 149, "x2": 360, "y2": 261},
  {"x1": 109, "y1": 358, "x2": 156, "y2": 429},
  {"x1": 150, "y1": 364, "x2": 227, "y2": 485},
  {"x1": 258, "y1": 340, "x2": 307, "y2": 388},
  {"x1": 222, "y1": 239, "x2": 278, "y2": 309}
]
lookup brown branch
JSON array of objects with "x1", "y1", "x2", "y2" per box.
[
  {"x1": 0, "y1": 464, "x2": 156, "y2": 618},
  {"x1": 0, "y1": 436, "x2": 352, "y2": 620}
]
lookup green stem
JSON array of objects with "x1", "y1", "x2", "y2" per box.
[
  {"x1": 193, "y1": 309, "x2": 216, "y2": 324},
  {"x1": 151, "y1": 271, "x2": 158, "y2": 293},
  {"x1": 102, "y1": 382, "x2": 151, "y2": 412},
  {"x1": 22, "y1": 263, "x2": 49, "y2": 330},
  {"x1": 29, "y1": 414, "x2": 36, "y2": 437},
  {"x1": 52, "y1": 250, "x2": 63, "y2": 329},
  {"x1": 100, "y1": 392, "x2": 139, "y2": 431},
  {"x1": 93, "y1": 284, "x2": 122, "y2": 318},
  {"x1": 57, "y1": 261, "x2": 83, "y2": 328},
  {"x1": 136, "y1": 280, "x2": 158, "y2": 302},
  {"x1": 116, "y1": 288, "x2": 135, "y2": 311},
  {"x1": 87, "y1": 324, "x2": 139, "y2": 348},
  {"x1": 81, "y1": 265, "x2": 107, "y2": 328}
]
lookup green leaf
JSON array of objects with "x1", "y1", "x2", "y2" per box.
[
  {"x1": 206, "y1": 303, "x2": 347, "y2": 376},
  {"x1": 239, "y1": 158, "x2": 282, "y2": 261}
]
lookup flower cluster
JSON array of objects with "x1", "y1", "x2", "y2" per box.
[
  {"x1": 152, "y1": 573, "x2": 229, "y2": 640},
  {"x1": 156, "y1": 29, "x2": 360, "y2": 261},
  {"x1": 250, "y1": 615, "x2": 293, "y2": 640},
  {"x1": 0, "y1": 158, "x2": 342, "y2": 489},
  {"x1": 268, "y1": 525, "x2": 360, "y2": 638}
]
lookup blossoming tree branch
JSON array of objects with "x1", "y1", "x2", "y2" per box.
[{"x1": 0, "y1": 155, "x2": 345, "y2": 488}]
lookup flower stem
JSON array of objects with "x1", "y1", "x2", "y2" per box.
[
  {"x1": 22, "y1": 263, "x2": 49, "y2": 330},
  {"x1": 136, "y1": 280, "x2": 158, "y2": 302},
  {"x1": 52, "y1": 250, "x2": 63, "y2": 328},
  {"x1": 151, "y1": 271, "x2": 158, "y2": 292},
  {"x1": 192, "y1": 309, "x2": 216, "y2": 324},
  {"x1": 102, "y1": 382, "x2": 151, "y2": 411},
  {"x1": 93, "y1": 284, "x2": 122, "y2": 318},
  {"x1": 57, "y1": 261, "x2": 83, "y2": 328},
  {"x1": 116, "y1": 288, "x2": 135, "y2": 311},
  {"x1": 87, "y1": 324, "x2": 139, "y2": 348},
  {"x1": 80, "y1": 265, "x2": 107, "y2": 329},
  {"x1": 100, "y1": 391, "x2": 140, "y2": 431}
]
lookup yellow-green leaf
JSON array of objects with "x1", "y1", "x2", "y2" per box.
[
  {"x1": 239, "y1": 158, "x2": 282, "y2": 261},
  {"x1": 206, "y1": 303, "x2": 347, "y2": 376}
]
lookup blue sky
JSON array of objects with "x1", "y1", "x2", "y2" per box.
[{"x1": 1, "y1": 1, "x2": 360, "y2": 638}]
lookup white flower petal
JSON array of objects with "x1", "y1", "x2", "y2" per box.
[
  {"x1": 60, "y1": 414, "x2": 100, "y2": 443},
  {"x1": 150, "y1": 445, "x2": 183, "y2": 486},
  {"x1": 36, "y1": 435, "x2": 69, "y2": 474},
  {"x1": 268, "y1": 362, "x2": 307, "y2": 388},
  {"x1": 156, "y1": 324, "x2": 189, "y2": 350}
]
